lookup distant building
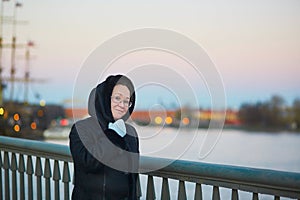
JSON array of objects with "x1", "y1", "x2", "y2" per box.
[
  {"x1": 64, "y1": 108, "x2": 241, "y2": 127},
  {"x1": 64, "y1": 108, "x2": 88, "y2": 120},
  {"x1": 130, "y1": 109, "x2": 241, "y2": 127}
]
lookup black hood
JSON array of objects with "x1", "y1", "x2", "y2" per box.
[{"x1": 88, "y1": 75, "x2": 135, "y2": 130}]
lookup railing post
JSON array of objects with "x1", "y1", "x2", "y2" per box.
[
  {"x1": 62, "y1": 161, "x2": 71, "y2": 200},
  {"x1": 0, "y1": 151, "x2": 3, "y2": 199},
  {"x1": 178, "y1": 180, "x2": 187, "y2": 200},
  {"x1": 161, "y1": 177, "x2": 170, "y2": 200},
  {"x1": 252, "y1": 192, "x2": 259, "y2": 200},
  {"x1": 231, "y1": 189, "x2": 239, "y2": 200},
  {"x1": 35, "y1": 157, "x2": 43, "y2": 200},
  {"x1": 136, "y1": 174, "x2": 142, "y2": 199},
  {"x1": 194, "y1": 183, "x2": 202, "y2": 200},
  {"x1": 3, "y1": 151, "x2": 10, "y2": 200},
  {"x1": 18, "y1": 154, "x2": 25, "y2": 200},
  {"x1": 26, "y1": 155, "x2": 34, "y2": 200},
  {"x1": 274, "y1": 196, "x2": 280, "y2": 200},
  {"x1": 146, "y1": 175, "x2": 155, "y2": 200},
  {"x1": 212, "y1": 186, "x2": 220, "y2": 200},
  {"x1": 11, "y1": 153, "x2": 18, "y2": 200},
  {"x1": 53, "y1": 160, "x2": 61, "y2": 200},
  {"x1": 44, "y1": 158, "x2": 52, "y2": 200}
]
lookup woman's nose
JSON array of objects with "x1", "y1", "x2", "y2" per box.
[{"x1": 118, "y1": 101, "x2": 126, "y2": 107}]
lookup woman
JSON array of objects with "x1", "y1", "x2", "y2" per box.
[{"x1": 69, "y1": 75, "x2": 139, "y2": 200}]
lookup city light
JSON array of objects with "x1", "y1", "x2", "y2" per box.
[
  {"x1": 31, "y1": 122, "x2": 37, "y2": 130},
  {"x1": 40, "y1": 99, "x2": 46, "y2": 107},
  {"x1": 13, "y1": 113, "x2": 20, "y2": 121},
  {"x1": 0, "y1": 107, "x2": 4, "y2": 115},
  {"x1": 60, "y1": 118, "x2": 69, "y2": 126},
  {"x1": 182, "y1": 117, "x2": 190, "y2": 125},
  {"x1": 13, "y1": 124, "x2": 20, "y2": 132},
  {"x1": 154, "y1": 116, "x2": 163, "y2": 125},
  {"x1": 165, "y1": 116, "x2": 173, "y2": 125},
  {"x1": 37, "y1": 110, "x2": 44, "y2": 117}
]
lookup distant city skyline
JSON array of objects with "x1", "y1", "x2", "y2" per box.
[{"x1": 0, "y1": 0, "x2": 299, "y2": 110}]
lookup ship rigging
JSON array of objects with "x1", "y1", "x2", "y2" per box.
[{"x1": 0, "y1": 1, "x2": 64, "y2": 140}]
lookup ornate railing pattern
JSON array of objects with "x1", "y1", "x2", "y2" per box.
[
  {"x1": 0, "y1": 136, "x2": 72, "y2": 200},
  {"x1": 0, "y1": 135, "x2": 300, "y2": 200}
]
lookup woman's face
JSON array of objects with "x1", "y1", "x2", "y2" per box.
[{"x1": 111, "y1": 84, "x2": 131, "y2": 120}]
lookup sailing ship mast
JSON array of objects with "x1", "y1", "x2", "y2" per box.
[
  {"x1": 9, "y1": 1, "x2": 22, "y2": 101},
  {"x1": 0, "y1": 0, "x2": 7, "y2": 105}
]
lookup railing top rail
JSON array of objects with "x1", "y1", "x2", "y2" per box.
[
  {"x1": 0, "y1": 135, "x2": 72, "y2": 162},
  {"x1": 140, "y1": 156, "x2": 300, "y2": 194}
]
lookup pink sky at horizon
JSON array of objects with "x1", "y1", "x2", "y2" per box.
[{"x1": 1, "y1": 0, "x2": 299, "y2": 109}]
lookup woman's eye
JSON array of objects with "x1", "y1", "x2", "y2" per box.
[{"x1": 115, "y1": 96, "x2": 121, "y2": 101}]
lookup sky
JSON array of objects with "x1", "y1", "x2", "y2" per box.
[{"x1": 1, "y1": 0, "x2": 299, "y2": 110}]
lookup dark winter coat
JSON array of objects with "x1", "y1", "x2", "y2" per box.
[{"x1": 69, "y1": 75, "x2": 139, "y2": 200}]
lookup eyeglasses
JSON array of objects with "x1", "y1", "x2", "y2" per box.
[{"x1": 111, "y1": 95, "x2": 132, "y2": 108}]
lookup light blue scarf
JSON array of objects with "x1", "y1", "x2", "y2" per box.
[{"x1": 108, "y1": 119, "x2": 126, "y2": 137}]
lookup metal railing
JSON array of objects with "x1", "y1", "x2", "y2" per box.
[{"x1": 0, "y1": 135, "x2": 300, "y2": 200}]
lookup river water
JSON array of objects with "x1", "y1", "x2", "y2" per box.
[{"x1": 46, "y1": 126, "x2": 300, "y2": 199}]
